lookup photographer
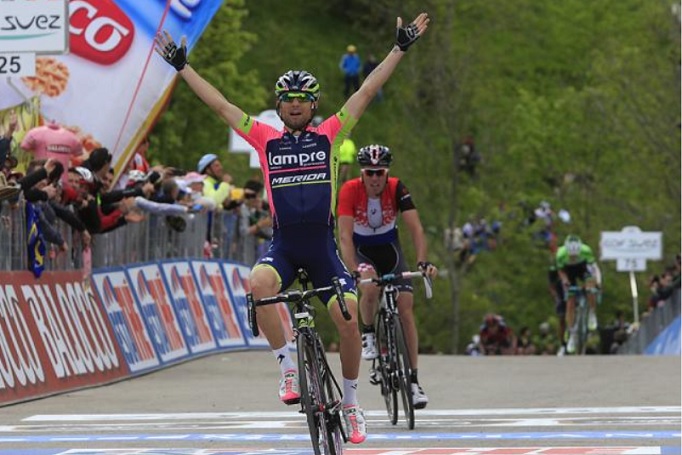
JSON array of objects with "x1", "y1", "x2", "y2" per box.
[
  {"x1": 0, "y1": 110, "x2": 20, "y2": 203},
  {"x1": 237, "y1": 179, "x2": 272, "y2": 265}
]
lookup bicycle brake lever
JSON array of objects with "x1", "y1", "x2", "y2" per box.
[{"x1": 422, "y1": 274, "x2": 433, "y2": 300}]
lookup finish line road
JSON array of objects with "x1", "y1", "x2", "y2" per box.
[{"x1": 0, "y1": 352, "x2": 679, "y2": 455}]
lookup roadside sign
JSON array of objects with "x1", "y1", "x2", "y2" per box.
[
  {"x1": 0, "y1": 53, "x2": 36, "y2": 77},
  {"x1": 600, "y1": 226, "x2": 664, "y2": 325},
  {"x1": 600, "y1": 226, "x2": 662, "y2": 261},
  {"x1": 616, "y1": 257, "x2": 647, "y2": 272},
  {"x1": 0, "y1": 0, "x2": 70, "y2": 54}
]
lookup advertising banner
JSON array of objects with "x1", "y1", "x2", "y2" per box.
[
  {"x1": 0, "y1": 271, "x2": 128, "y2": 405},
  {"x1": 90, "y1": 268, "x2": 160, "y2": 373},
  {"x1": 160, "y1": 261, "x2": 217, "y2": 354},
  {"x1": 220, "y1": 262, "x2": 295, "y2": 349},
  {"x1": 0, "y1": 0, "x2": 224, "y2": 177},
  {"x1": 190, "y1": 260, "x2": 247, "y2": 349},
  {"x1": 125, "y1": 264, "x2": 189, "y2": 363}
]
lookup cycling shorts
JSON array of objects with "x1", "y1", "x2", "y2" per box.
[
  {"x1": 564, "y1": 262, "x2": 593, "y2": 287},
  {"x1": 356, "y1": 239, "x2": 413, "y2": 293},
  {"x1": 254, "y1": 224, "x2": 357, "y2": 307}
]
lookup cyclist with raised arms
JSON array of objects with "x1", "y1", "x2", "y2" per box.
[
  {"x1": 154, "y1": 13, "x2": 430, "y2": 444},
  {"x1": 556, "y1": 234, "x2": 602, "y2": 354},
  {"x1": 337, "y1": 144, "x2": 438, "y2": 409}
]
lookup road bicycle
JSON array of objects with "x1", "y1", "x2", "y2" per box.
[
  {"x1": 247, "y1": 269, "x2": 351, "y2": 455},
  {"x1": 568, "y1": 285, "x2": 600, "y2": 355},
  {"x1": 359, "y1": 270, "x2": 432, "y2": 430}
]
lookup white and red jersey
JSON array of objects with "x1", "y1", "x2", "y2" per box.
[{"x1": 337, "y1": 177, "x2": 416, "y2": 246}]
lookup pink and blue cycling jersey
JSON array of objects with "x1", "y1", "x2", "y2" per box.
[{"x1": 234, "y1": 108, "x2": 356, "y2": 229}]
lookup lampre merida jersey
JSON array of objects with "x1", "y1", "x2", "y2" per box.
[{"x1": 235, "y1": 108, "x2": 356, "y2": 228}]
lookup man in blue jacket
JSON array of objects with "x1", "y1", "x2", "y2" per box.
[{"x1": 340, "y1": 44, "x2": 362, "y2": 97}]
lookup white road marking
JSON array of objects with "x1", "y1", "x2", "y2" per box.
[{"x1": 22, "y1": 406, "x2": 681, "y2": 422}]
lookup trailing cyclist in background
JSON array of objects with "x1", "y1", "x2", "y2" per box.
[
  {"x1": 337, "y1": 144, "x2": 438, "y2": 410},
  {"x1": 154, "y1": 12, "x2": 430, "y2": 445},
  {"x1": 556, "y1": 235, "x2": 602, "y2": 354}
]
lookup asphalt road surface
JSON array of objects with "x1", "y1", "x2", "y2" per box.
[{"x1": 0, "y1": 352, "x2": 679, "y2": 455}]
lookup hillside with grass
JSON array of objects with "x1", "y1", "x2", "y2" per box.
[{"x1": 150, "y1": 0, "x2": 681, "y2": 353}]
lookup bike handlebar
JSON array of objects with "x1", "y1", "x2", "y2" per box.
[
  {"x1": 247, "y1": 276, "x2": 351, "y2": 337},
  {"x1": 359, "y1": 270, "x2": 433, "y2": 300}
]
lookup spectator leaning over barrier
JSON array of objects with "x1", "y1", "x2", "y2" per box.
[
  {"x1": 178, "y1": 171, "x2": 216, "y2": 211},
  {"x1": 155, "y1": 11, "x2": 429, "y2": 444}
]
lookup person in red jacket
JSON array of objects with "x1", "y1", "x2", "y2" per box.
[{"x1": 337, "y1": 144, "x2": 437, "y2": 409}]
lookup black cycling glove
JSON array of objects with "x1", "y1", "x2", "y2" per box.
[
  {"x1": 351, "y1": 270, "x2": 361, "y2": 282},
  {"x1": 418, "y1": 261, "x2": 433, "y2": 271},
  {"x1": 396, "y1": 22, "x2": 420, "y2": 51},
  {"x1": 160, "y1": 38, "x2": 188, "y2": 71}
]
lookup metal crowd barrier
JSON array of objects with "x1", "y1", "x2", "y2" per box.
[
  {"x1": 617, "y1": 288, "x2": 681, "y2": 354},
  {"x1": 0, "y1": 200, "x2": 251, "y2": 271}
]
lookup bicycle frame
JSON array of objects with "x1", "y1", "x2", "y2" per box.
[
  {"x1": 568, "y1": 285, "x2": 589, "y2": 355},
  {"x1": 247, "y1": 270, "x2": 351, "y2": 455}
]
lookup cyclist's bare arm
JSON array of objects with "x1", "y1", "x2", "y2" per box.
[
  {"x1": 337, "y1": 215, "x2": 358, "y2": 272},
  {"x1": 343, "y1": 14, "x2": 429, "y2": 119},
  {"x1": 178, "y1": 66, "x2": 245, "y2": 129},
  {"x1": 558, "y1": 269, "x2": 569, "y2": 287},
  {"x1": 154, "y1": 31, "x2": 244, "y2": 129}
]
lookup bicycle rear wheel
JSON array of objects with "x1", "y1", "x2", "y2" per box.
[
  {"x1": 375, "y1": 312, "x2": 398, "y2": 425},
  {"x1": 394, "y1": 315, "x2": 415, "y2": 430},
  {"x1": 298, "y1": 333, "x2": 337, "y2": 455}
]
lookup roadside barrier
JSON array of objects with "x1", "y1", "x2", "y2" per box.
[{"x1": 0, "y1": 259, "x2": 295, "y2": 406}]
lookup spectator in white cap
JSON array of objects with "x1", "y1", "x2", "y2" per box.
[{"x1": 179, "y1": 171, "x2": 215, "y2": 211}]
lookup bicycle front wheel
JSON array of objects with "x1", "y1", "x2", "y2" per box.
[
  {"x1": 375, "y1": 312, "x2": 398, "y2": 425},
  {"x1": 299, "y1": 333, "x2": 338, "y2": 455},
  {"x1": 321, "y1": 349, "x2": 345, "y2": 455},
  {"x1": 576, "y1": 299, "x2": 588, "y2": 355},
  {"x1": 394, "y1": 314, "x2": 415, "y2": 430}
]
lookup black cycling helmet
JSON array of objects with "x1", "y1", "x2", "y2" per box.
[
  {"x1": 357, "y1": 144, "x2": 392, "y2": 167},
  {"x1": 275, "y1": 70, "x2": 320, "y2": 101}
]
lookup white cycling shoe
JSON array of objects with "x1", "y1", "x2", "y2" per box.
[
  {"x1": 361, "y1": 333, "x2": 378, "y2": 360},
  {"x1": 412, "y1": 383, "x2": 429, "y2": 409},
  {"x1": 588, "y1": 311, "x2": 598, "y2": 331}
]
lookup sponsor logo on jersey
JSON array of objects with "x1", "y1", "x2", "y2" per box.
[
  {"x1": 268, "y1": 150, "x2": 327, "y2": 167},
  {"x1": 271, "y1": 173, "x2": 327, "y2": 185}
]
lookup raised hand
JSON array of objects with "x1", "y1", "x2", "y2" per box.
[
  {"x1": 396, "y1": 13, "x2": 430, "y2": 52},
  {"x1": 154, "y1": 31, "x2": 188, "y2": 71}
]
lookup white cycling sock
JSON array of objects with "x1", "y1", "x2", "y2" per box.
[
  {"x1": 273, "y1": 345, "x2": 296, "y2": 374},
  {"x1": 342, "y1": 377, "x2": 359, "y2": 406}
]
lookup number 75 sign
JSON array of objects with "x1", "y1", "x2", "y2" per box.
[{"x1": 600, "y1": 226, "x2": 663, "y2": 272}]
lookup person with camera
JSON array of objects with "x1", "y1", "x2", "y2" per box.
[
  {"x1": 238, "y1": 179, "x2": 272, "y2": 266},
  {"x1": 0, "y1": 110, "x2": 21, "y2": 203}
]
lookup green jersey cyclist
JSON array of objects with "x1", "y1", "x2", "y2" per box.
[
  {"x1": 154, "y1": 13, "x2": 430, "y2": 444},
  {"x1": 555, "y1": 235, "x2": 602, "y2": 354}
]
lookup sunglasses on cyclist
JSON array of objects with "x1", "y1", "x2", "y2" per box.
[
  {"x1": 244, "y1": 192, "x2": 257, "y2": 199},
  {"x1": 278, "y1": 92, "x2": 315, "y2": 103},
  {"x1": 362, "y1": 168, "x2": 387, "y2": 177}
]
